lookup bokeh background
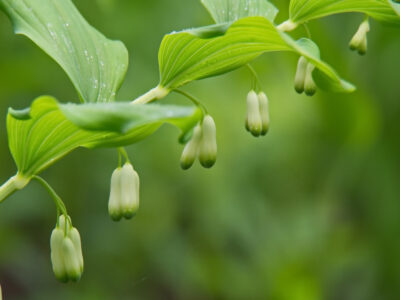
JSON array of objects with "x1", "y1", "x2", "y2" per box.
[{"x1": 1, "y1": 0, "x2": 400, "y2": 299}]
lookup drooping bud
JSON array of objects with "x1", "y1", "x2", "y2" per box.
[
  {"x1": 180, "y1": 124, "x2": 202, "y2": 170},
  {"x1": 349, "y1": 19, "x2": 370, "y2": 55},
  {"x1": 69, "y1": 228, "x2": 84, "y2": 273},
  {"x1": 258, "y1": 92, "x2": 270, "y2": 136},
  {"x1": 108, "y1": 163, "x2": 140, "y2": 221},
  {"x1": 294, "y1": 56, "x2": 308, "y2": 94},
  {"x1": 62, "y1": 237, "x2": 82, "y2": 282},
  {"x1": 50, "y1": 215, "x2": 84, "y2": 283},
  {"x1": 109, "y1": 167, "x2": 123, "y2": 221},
  {"x1": 120, "y1": 163, "x2": 140, "y2": 219},
  {"x1": 246, "y1": 90, "x2": 262, "y2": 137},
  {"x1": 304, "y1": 63, "x2": 317, "y2": 96},
  {"x1": 50, "y1": 228, "x2": 68, "y2": 282},
  {"x1": 357, "y1": 34, "x2": 368, "y2": 56},
  {"x1": 199, "y1": 115, "x2": 217, "y2": 168}
]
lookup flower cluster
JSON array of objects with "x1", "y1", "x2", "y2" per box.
[
  {"x1": 180, "y1": 115, "x2": 218, "y2": 169},
  {"x1": 349, "y1": 18, "x2": 370, "y2": 55},
  {"x1": 294, "y1": 56, "x2": 317, "y2": 96},
  {"x1": 108, "y1": 163, "x2": 140, "y2": 221},
  {"x1": 50, "y1": 215, "x2": 84, "y2": 282},
  {"x1": 245, "y1": 91, "x2": 270, "y2": 137}
]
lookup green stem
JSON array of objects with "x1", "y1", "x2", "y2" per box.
[
  {"x1": 173, "y1": 89, "x2": 208, "y2": 116},
  {"x1": 0, "y1": 174, "x2": 30, "y2": 203},
  {"x1": 277, "y1": 20, "x2": 298, "y2": 32},
  {"x1": 246, "y1": 64, "x2": 263, "y2": 92},
  {"x1": 118, "y1": 147, "x2": 130, "y2": 164},
  {"x1": 303, "y1": 24, "x2": 312, "y2": 39},
  {"x1": 132, "y1": 85, "x2": 170, "y2": 104},
  {"x1": 32, "y1": 176, "x2": 68, "y2": 216}
]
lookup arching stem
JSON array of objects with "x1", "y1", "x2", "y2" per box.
[
  {"x1": 33, "y1": 176, "x2": 68, "y2": 216},
  {"x1": 173, "y1": 89, "x2": 208, "y2": 116}
]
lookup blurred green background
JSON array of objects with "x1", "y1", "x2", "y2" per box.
[{"x1": 1, "y1": 0, "x2": 400, "y2": 299}]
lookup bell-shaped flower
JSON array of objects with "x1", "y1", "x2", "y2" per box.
[
  {"x1": 199, "y1": 115, "x2": 217, "y2": 168},
  {"x1": 349, "y1": 19, "x2": 370, "y2": 55},
  {"x1": 294, "y1": 56, "x2": 308, "y2": 94},
  {"x1": 180, "y1": 124, "x2": 202, "y2": 170},
  {"x1": 108, "y1": 163, "x2": 140, "y2": 221},
  {"x1": 304, "y1": 63, "x2": 317, "y2": 96},
  {"x1": 246, "y1": 90, "x2": 262, "y2": 137},
  {"x1": 50, "y1": 215, "x2": 84, "y2": 282},
  {"x1": 258, "y1": 92, "x2": 270, "y2": 136}
]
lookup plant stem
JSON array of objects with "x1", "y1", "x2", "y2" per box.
[
  {"x1": 246, "y1": 64, "x2": 263, "y2": 92},
  {"x1": 173, "y1": 89, "x2": 208, "y2": 116},
  {"x1": 132, "y1": 85, "x2": 170, "y2": 104},
  {"x1": 0, "y1": 174, "x2": 30, "y2": 203},
  {"x1": 277, "y1": 20, "x2": 298, "y2": 32},
  {"x1": 32, "y1": 176, "x2": 68, "y2": 216},
  {"x1": 118, "y1": 147, "x2": 130, "y2": 164}
]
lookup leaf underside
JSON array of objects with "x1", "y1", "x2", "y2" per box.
[
  {"x1": 159, "y1": 17, "x2": 355, "y2": 93},
  {"x1": 289, "y1": 0, "x2": 400, "y2": 26},
  {"x1": 0, "y1": 0, "x2": 129, "y2": 103},
  {"x1": 8, "y1": 97, "x2": 200, "y2": 176}
]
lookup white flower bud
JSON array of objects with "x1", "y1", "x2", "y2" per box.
[
  {"x1": 69, "y1": 228, "x2": 84, "y2": 273},
  {"x1": 349, "y1": 19, "x2": 370, "y2": 55},
  {"x1": 304, "y1": 63, "x2": 317, "y2": 96},
  {"x1": 357, "y1": 36, "x2": 367, "y2": 55},
  {"x1": 294, "y1": 56, "x2": 308, "y2": 94},
  {"x1": 180, "y1": 124, "x2": 202, "y2": 170},
  {"x1": 62, "y1": 237, "x2": 82, "y2": 282},
  {"x1": 246, "y1": 91, "x2": 262, "y2": 137},
  {"x1": 50, "y1": 228, "x2": 67, "y2": 282},
  {"x1": 108, "y1": 163, "x2": 140, "y2": 221},
  {"x1": 258, "y1": 92, "x2": 270, "y2": 136},
  {"x1": 120, "y1": 163, "x2": 140, "y2": 219},
  {"x1": 199, "y1": 115, "x2": 217, "y2": 168},
  {"x1": 109, "y1": 167, "x2": 123, "y2": 221}
]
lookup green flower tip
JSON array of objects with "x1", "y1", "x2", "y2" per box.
[{"x1": 108, "y1": 163, "x2": 140, "y2": 221}]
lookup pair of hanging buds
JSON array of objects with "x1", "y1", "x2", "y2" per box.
[
  {"x1": 180, "y1": 115, "x2": 217, "y2": 170},
  {"x1": 108, "y1": 162, "x2": 140, "y2": 221},
  {"x1": 50, "y1": 215, "x2": 84, "y2": 282},
  {"x1": 245, "y1": 91, "x2": 270, "y2": 137},
  {"x1": 294, "y1": 56, "x2": 317, "y2": 96},
  {"x1": 349, "y1": 18, "x2": 370, "y2": 55}
]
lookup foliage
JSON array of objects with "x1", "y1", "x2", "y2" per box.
[{"x1": 0, "y1": 0, "x2": 399, "y2": 288}]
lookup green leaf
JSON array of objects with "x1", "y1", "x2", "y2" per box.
[
  {"x1": 60, "y1": 102, "x2": 202, "y2": 134},
  {"x1": 159, "y1": 17, "x2": 355, "y2": 93},
  {"x1": 289, "y1": 0, "x2": 400, "y2": 27},
  {"x1": 7, "y1": 97, "x2": 200, "y2": 176},
  {"x1": 0, "y1": 0, "x2": 128, "y2": 103},
  {"x1": 201, "y1": 0, "x2": 278, "y2": 23}
]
